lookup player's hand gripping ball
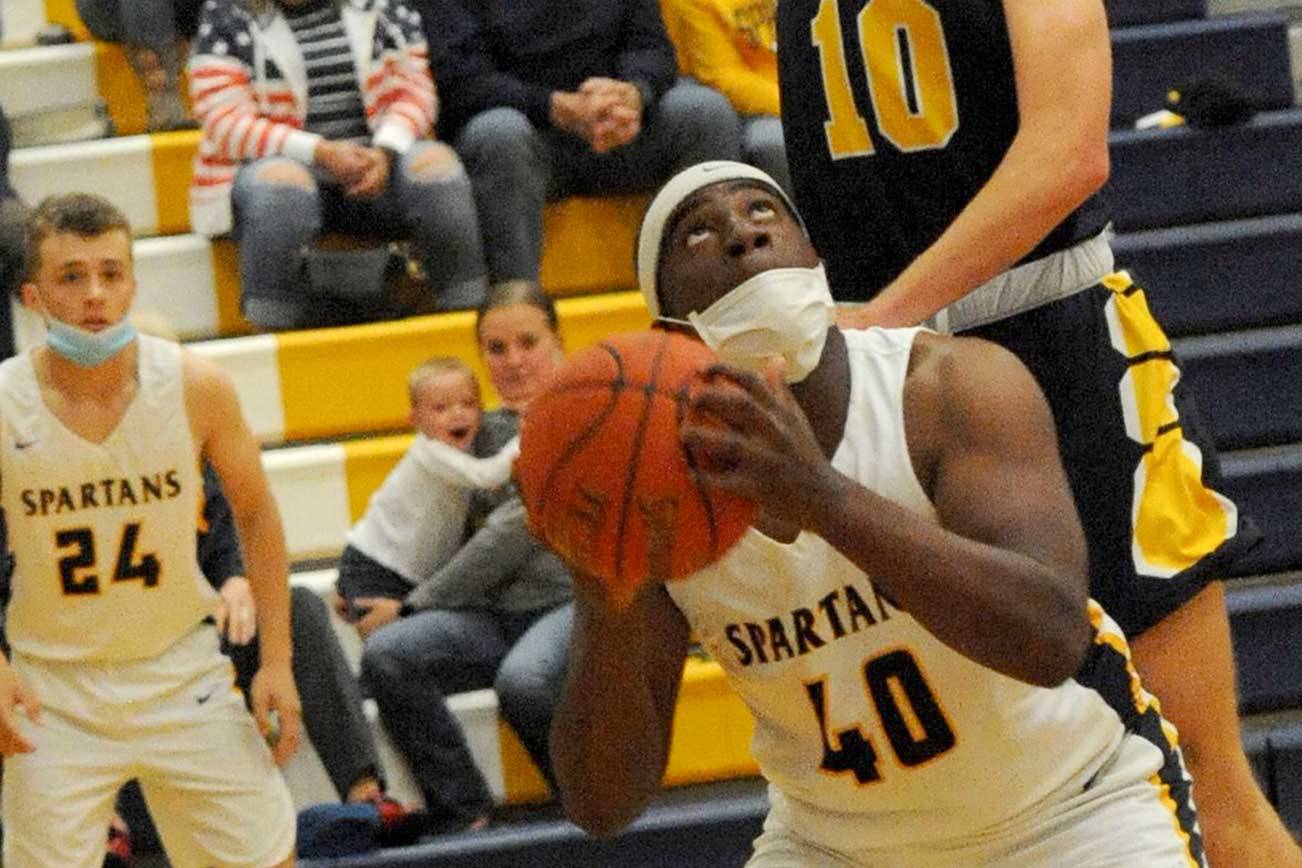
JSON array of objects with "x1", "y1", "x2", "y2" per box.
[{"x1": 516, "y1": 330, "x2": 757, "y2": 605}]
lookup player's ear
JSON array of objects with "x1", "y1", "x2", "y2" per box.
[{"x1": 19, "y1": 281, "x2": 43, "y2": 314}]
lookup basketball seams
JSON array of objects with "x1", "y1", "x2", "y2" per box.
[
  {"x1": 611, "y1": 337, "x2": 666, "y2": 588},
  {"x1": 517, "y1": 330, "x2": 755, "y2": 592},
  {"x1": 543, "y1": 378, "x2": 686, "y2": 404},
  {"x1": 534, "y1": 364, "x2": 627, "y2": 552},
  {"x1": 676, "y1": 380, "x2": 723, "y2": 559}
]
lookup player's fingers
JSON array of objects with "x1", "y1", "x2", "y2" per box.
[
  {"x1": 231, "y1": 605, "x2": 256, "y2": 645},
  {"x1": 214, "y1": 603, "x2": 230, "y2": 638},
  {"x1": 14, "y1": 680, "x2": 41, "y2": 724},
  {"x1": 271, "y1": 703, "x2": 302, "y2": 766},
  {"x1": 688, "y1": 382, "x2": 779, "y2": 440},
  {"x1": 682, "y1": 425, "x2": 763, "y2": 481},
  {"x1": 698, "y1": 363, "x2": 785, "y2": 413},
  {"x1": 251, "y1": 689, "x2": 273, "y2": 739},
  {"x1": 0, "y1": 708, "x2": 36, "y2": 754}
]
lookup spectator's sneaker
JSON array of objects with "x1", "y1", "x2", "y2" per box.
[
  {"x1": 104, "y1": 814, "x2": 132, "y2": 867},
  {"x1": 373, "y1": 796, "x2": 431, "y2": 847}
]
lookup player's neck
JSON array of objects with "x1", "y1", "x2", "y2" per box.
[
  {"x1": 36, "y1": 340, "x2": 139, "y2": 401},
  {"x1": 790, "y1": 327, "x2": 849, "y2": 460}
]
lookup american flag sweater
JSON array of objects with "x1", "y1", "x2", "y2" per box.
[{"x1": 188, "y1": 0, "x2": 436, "y2": 236}]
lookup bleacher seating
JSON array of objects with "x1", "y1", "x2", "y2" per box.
[
  {"x1": 1221, "y1": 444, "x2": 1302, "y2": 577},
  {"x1": 4, "y1": 0, "x2": 1302, "y2": 861},
  {"x1": 1113, "y1": 213, "x2": 1302, "y2": 336},
  {"x1": 1173, "y1": 325, "x2": 1302, "y2": 450},
  {"x1": 1110, "y1": 13, "x2": 1293, "y2": 126}
]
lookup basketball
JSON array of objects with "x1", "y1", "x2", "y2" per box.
[{"x1": 516, "y1": 330, "x2": 757, "y2": 603}]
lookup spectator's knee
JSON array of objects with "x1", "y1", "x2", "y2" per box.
[
  {"x1": 404, "y1": 142, "x2": 467, "y2": 184},
  {"x1": 359, "y1": 631, "x2": 402, "y2": 687},
  {"x1": 251, "y1": 158, "x2": 316, "y2": 191},
  {"x1": 456, "y1": 107, "x2": 537, "y2": 167},
  {"x1": 662, "y1": 80, "x2": 735, "y2": 125}
]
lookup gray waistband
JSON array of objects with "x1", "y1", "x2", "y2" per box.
[{"x1": 930, "y1": 230, "x2": 1115, "y2": 334}]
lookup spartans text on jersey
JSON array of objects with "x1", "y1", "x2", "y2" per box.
[
  {"x1": 725, "y1": 580, "x2": 900, "y2": 667},
  {"x1": 21, "y1": 470, "x2": 183, "y2": 516}
]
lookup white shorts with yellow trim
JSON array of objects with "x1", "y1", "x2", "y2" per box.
[
  {"x1": 748, "y1": 733, "x2": 1203, "y2": 868},
  {"x1": 2, "y1": 625, "x2": 295, "y2": 868}
]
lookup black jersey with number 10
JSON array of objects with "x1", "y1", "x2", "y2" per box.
[{"x1": 776, "y1": 0, "x2": 1110, "y2": 300}]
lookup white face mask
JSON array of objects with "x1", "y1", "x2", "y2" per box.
[{"x1": 659, "y1": 263, "x2": 835, "y2": 383}]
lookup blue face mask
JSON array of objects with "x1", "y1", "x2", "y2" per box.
[{"x1": 44, "y1": 317, "x2": 138, "y2": 367}]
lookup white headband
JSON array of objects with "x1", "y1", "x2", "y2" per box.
[{"x1": 636, "y1": 161, "x2": 803, "y2": 319}]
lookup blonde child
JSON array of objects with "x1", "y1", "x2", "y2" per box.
[{"x1": 335, "y1": 357, "x2": 517, "y2": 631}]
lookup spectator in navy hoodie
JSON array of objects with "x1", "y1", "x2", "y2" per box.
[{"x1": 414, "y1": 0, "x2": 741, "y2": 284}]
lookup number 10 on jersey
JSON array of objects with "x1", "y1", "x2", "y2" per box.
[{"x1": 811, "y1": 0, "x2": 959, "y2": 158}]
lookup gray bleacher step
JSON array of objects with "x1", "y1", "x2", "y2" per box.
[
  {"x1": 1227, "y1": 572, "x2": 1302, "y2": 714},
  {"x1": 1173, "y1": 324, "x2": 1302, "y2": 450},
  {"x1": 1113, "y1": 213, "x2": 1302, "y2": 337},
  {"x1": 1107, "y1": 0, "x2": 1207, "y2": 26},
  {"x1": 1111, "y1": 13, "x2": 1293, "y2": 127},
  {"x1": 1220, "y1": 443, "x2": 1302, "y2": 576},
  {"x1": 1109, "y1": 108, "x2": 1302, "y2": 230},
  {"x1": 299, "y1": 778, "x2": 768, "y2": 868},
  {"x1": 1242, "y1": 707, "x2": 1302, "y2": 835}
]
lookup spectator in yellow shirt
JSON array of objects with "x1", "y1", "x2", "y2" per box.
[{"x1": 660, "y1": 0, "x2": 790, "y2": 195}]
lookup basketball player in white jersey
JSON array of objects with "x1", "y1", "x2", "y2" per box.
[
  {"x1": 550, "y1": 163, "x2": 1208, "y2": 866},
  {"x1": 0, "y1": 193, "x2": 300, "y2": 866}
]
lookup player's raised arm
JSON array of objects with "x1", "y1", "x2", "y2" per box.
[
  {"x1": 550, "y1": 575, "x2": 692, "y2": 837},
  {"x1": 686, "y1": 339, "x2": 1090, "y2": 687},
  {"x1": 843, "y1": 0, "x2": 1111, "y2": 328},
  {"x1": 182, "y1": 351, "x2": 301, "y2": 764}
]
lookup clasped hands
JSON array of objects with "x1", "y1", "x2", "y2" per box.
[
  {"x1": 315, "y1": 140, "x2": 393, "y2": 198},
  {"x1": 552, "y1": 77, "x2": 644, "y2": 153}
]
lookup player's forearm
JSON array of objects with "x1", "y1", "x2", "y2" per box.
[
  {"x1": 551, "y1": 583, "x2": 690, "y2": 836},
  {"x1": 237, "y1": 506, "x2": 292, "y2": 665},
  {"x1": 1198, "y1": 782, "x2": 1302, "y2": 867},
  {"x1": 858, "y1": 135, "x2": 1107, "y2": 328},
  {"x1": 809, "y1": 471, "x2": 1089, "y2": 686}
]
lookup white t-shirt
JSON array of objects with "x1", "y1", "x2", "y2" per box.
[{"x1": 346, "y1": 434, "x2": 519, "y2": 582}]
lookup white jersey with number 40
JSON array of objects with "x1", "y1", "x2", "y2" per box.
[{"x1": 667, "y1": 327, "x2": 1192, "y2": 854}]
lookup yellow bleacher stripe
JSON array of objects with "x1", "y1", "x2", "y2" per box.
[
  {"x1": 41, "y1": 0, "x2": 90, "y2": 40},
  {"x1": 210, "y1": 240, "x2": 255, "y2": 337},
  {"x1": 341, "y1": 433, "x2": 413, "y2": 523},
  {"x1": 274, "y1": 292, "x2": 651, "y2": 443},
  {"x1": 150, "y1": 129, "x2": 199, "y2": 236},
  {"x1": 498, "y1": 722, "x2": 553, "y2": 804},
  {"x1": 92, "y1": 42, "x2": 148, "y2": 138},
  {"x1": 276, "y1": 311, "x2": 482, "y2": 442},
  {"x1": 540, "y1": 194, "x2": 649, "y2": 296},
  {"x1": 497, "y1": 658, "x2": 757, "y2": 804},
  {"x1": 665, "y1": 658, "x2": 759, "y2": 784}
]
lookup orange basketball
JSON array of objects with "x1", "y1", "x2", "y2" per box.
[{"x1": 517, "y1": 330, "x2": 757, "y2": 603}]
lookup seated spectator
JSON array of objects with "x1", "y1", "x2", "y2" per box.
[
  {"x1": 415, "y1": 0, "x2": 742, "y2": 284},
  {"x1": 74, "y1": 0, "x2": 200, "y2": 131},
  {"x1": 659, "y1": 0, "x2": 791, "y2": 195},
  {"x1": 188, "y1": 0, "x2": 487, "y2": 330},
  {"x1": 335, "y1": 356, "x2": 519, "y2": 618},
  {"x1": 0, "y1": 106, "x2": 25, "y2": 359},
  {"x1": 357, "y1": 282, "x2": 575, "y2": 830}
]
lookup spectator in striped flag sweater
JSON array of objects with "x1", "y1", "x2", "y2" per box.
[{"x1": 188, "y1": 0, "x2": 487, "y2": 330}]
